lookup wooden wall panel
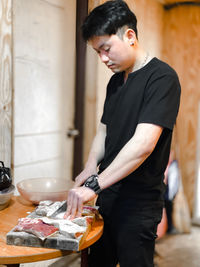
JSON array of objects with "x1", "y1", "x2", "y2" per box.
[
  {"x1": 128, "y1": 0, "x2": 164, "y2": 58},
  {"x1": 0, "y1": 0, "x2": 12, "y2": 168},
  {"x1": 88, "y1": 0, "x2": 100, "y2": 11},
  {"x1": 157, "y1": 0, "x2": 200, "y2": 4},
  {"x1": 84, "y1": 0, "x2": 99, "y2": 163},
  {"x1": 162, "y1": 5, "x2": 200, "y2": 213}
]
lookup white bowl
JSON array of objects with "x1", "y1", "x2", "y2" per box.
[
  {"x1": 17, "y1": 178, "x2": 69, "y2": 205},
  {"x1": 0, "y1": 184, "x2": 15, "y2": 210}
]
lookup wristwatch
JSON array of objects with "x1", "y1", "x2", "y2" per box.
[{"x1": 84, "y1": 174, "x2": 102, "y2": 194}]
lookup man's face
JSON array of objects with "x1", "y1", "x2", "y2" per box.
[{"x1": 89, "y1": 34, "x2": 134, "y2": 73}]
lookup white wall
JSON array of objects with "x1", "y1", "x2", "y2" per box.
[{"x1": 12, "y1": 0, "x2": 76, "y2": 192}]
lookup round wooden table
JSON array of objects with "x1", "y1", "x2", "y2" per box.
[{"x1": 0, "y1": 196, "x2": 103, "y2": 267}]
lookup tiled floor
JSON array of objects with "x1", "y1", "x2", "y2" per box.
[{"x1": 1, "y1": 226, "x2": 200, "y2": 267}]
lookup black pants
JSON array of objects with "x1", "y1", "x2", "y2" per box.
[{"x1": 89, "y1": 189, "x2": 163, "y2": 267}]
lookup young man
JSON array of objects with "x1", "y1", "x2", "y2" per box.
[{"x1": 65, "y1": 1, "x2": 181, "y2": 266}]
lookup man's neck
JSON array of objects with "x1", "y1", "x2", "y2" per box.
[{"x1": 124, "y1": 49, "x2": 152, "y2": 82}]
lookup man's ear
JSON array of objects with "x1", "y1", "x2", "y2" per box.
[{"x1": 124, "y1": 29, "x2": 136, "y2": 46}]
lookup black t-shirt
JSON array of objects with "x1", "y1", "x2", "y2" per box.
[{"x1": 99, "y1": 57, "x2": 181, "y2": 201}]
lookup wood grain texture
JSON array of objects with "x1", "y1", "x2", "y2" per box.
[
  {"x1": 129, "y1": 0, "x2": 164, "y2": 58},
  {"x1": 0, "y1": 0, "x2": 12, "y2": 167},
  {"x1": 88, "y1": 0, "x2": 100, "y2": 12},
  {"x1": 162, "y1": 5, "x2": 200, "y2": 214},
  {"x1": 84, "y1": 0, "x2": 105, "y2": 164},
  {"x1": 157, "y1": 0, "x2": 200, "y2": 4}
]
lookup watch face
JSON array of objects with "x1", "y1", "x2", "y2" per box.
[
  {"x1": 87, "y1": 176, "x2": 94, "y2": 183},
  {"x1": 90, "y1": 181, "x2": 96, "y2": 187},
  {"x1": 84, "y1": 175, "x2": 101, "y2": 194},
  {"x1": 86, "y1": 179, "x2": 95, "y2": 187}
]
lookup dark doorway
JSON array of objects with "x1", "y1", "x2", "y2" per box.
[{"x1": 73, "y1": 0, "x2": 88, "y2": 178}]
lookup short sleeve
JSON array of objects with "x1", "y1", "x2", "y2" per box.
[{"x1": 138, "y1": 73, "x2": 181, "y2": 130}]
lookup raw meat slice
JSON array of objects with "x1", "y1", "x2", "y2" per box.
[{"x1": 13, "y1": 218, "x2": 59, "y2": 240}]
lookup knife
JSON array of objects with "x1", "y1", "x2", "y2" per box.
[{"x1": 49, "y1": 200, "x2": 67, "y2": 218}]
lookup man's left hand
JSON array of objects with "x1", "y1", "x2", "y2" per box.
[{"x1": 64, "y1": 186, "x2": 96, "y2": 220}]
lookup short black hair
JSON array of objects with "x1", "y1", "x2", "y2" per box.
[{"x1": 82, "y1": 0, "x2": 138, "y2": 41}]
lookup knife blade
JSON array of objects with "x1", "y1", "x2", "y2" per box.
[{"x1": 49, "y1": 200, "x2": 67, "y2": 218}]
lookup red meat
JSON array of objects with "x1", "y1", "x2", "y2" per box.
[{"x1": 14, "y1": 217, "x2": 59, "y2": 240}]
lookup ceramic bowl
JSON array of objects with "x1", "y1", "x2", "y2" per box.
[
  {"x1": 17, "y1": 178, "x2": 69, "y2": 205},
  {"x1": 0, "y1": 184, "x2": 15, "y2": 210}
]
